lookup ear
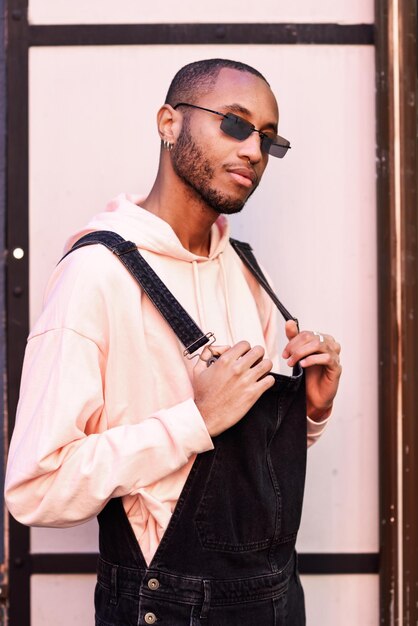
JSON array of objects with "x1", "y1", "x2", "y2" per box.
[{"x1": 157, "y1": 104, "x2": 183, "y2": 144}]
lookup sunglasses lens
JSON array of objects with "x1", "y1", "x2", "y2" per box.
[
  {"x1": 264, "y1": 136, "x2": 290, "y2": 158},
  {"x1": 221, "y1": 114, "x2": 253, "y2": 140},
  {"x1": 220, "y1": 112, "x2": 291, "y2": 159}
]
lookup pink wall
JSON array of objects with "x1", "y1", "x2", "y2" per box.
[{"x1": 27, "y1": 6, "x2": 377, "y2": 623}]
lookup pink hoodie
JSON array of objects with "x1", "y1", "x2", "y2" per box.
[{"x1": 5, "y1": 193, "x2": 328, "y2": 565}]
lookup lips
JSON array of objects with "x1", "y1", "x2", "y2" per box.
[{"x1": 226, "y1": 167, "x2": 257, "y2": 188}]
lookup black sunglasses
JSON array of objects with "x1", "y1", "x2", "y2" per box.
[{"x1": 173, "y1": 102, "x2": 291, "y2": 158}]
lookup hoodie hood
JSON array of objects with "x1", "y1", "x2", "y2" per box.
[{"x1": 65, "y1": 193, "x2": 231, "y2": 262}]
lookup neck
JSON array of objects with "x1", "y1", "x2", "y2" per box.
[{"x1": 141, "y1": 166, "x2": 219, "y2": 257}]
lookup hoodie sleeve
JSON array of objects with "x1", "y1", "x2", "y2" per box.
[
  {"x1": 5, "y1": 329, "x2": 213, "y2": 527},
  {"x1": 5, "y1": 247, "x2": 213, "y2": 528}
]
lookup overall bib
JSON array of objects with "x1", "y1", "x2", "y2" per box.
[{"x1": 67, "y1": 232, "x2": 307, "y2": 626}]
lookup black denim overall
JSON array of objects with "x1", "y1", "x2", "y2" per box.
[{"x1": 67, "y1": 232, "x2": 307, "y2": 626}]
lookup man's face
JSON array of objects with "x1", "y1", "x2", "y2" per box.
[{"x1": 171, "y1": 68, "x2": 279, "y2": 215}]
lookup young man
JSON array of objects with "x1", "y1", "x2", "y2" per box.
[{"x1": 5, "y1": 59, "x2": 341, "y2": 625}]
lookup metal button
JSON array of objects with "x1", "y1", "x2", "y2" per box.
[
  {"x1": 147, "y1": 578, "x2": 160, "y2": 590},
  {"x1": 144, "y1": 612, "x2": 157, "y2": 624}
]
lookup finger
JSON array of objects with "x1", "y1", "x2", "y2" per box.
[
  {"x1": 285, "y1": 330, "x2": 329, "y2": 364},
  {"x1": 282, "y1": 320, "x2": 299, "y2": 358},
  {"x1": 299, "y1": 352, "x2": 342, "y2": 371},
  {"x1": 257, "y1": 373, "x2": 276, "y2": 392},
  {"x1": 194, "y1": 341, "x2": 251, "y2": 374},
  {"x1": 286, "y1": 340, "x2": 325, "y2": 367},
  {"x1": 210, "y1": 344, "x2": 232, "y2": 357},
  {"x1": 285, "y1": 320, "x2": 299, "y2": 341},
  {"x1": 222, "y1": 340, "x2": 252, "y2": 361},
  {"x1": 193, "y1": 345, "x2": 230, "y2": 373},
  {"x1": 304, "y1": 331, "x2": 340, "y2": 354},
  {"x1": 235, "y1": 345, "x2": 266, "y2": 371},
  {"x1": 204, "y1": 344, "x2": 232, "y2": 368},
  {"x1": 249, "y1": 357, "x2": 274, "y2": 381},
  {"x1": 193, "y1": 346, "x2": 214, "y2": 374}
]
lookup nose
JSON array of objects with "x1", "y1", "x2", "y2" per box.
[{"x1": 236, "y1": 130, "x2": 264, "y2": 164}]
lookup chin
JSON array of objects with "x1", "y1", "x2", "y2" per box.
[
  {"x1": 202, "y1": 190, "x2": 241, "y2": 214},
  {"x1": 210, "y1": 187, "x2": 256, "y2": 216},
  {"x1": 216, "y1": 204, "x2": 245, "y2": 215}
]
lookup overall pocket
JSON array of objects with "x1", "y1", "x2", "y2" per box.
[{"x1": 194, "y1": 403, "x2": 280, "y2": 552}]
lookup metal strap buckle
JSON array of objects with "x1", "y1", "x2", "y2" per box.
[{"x1": 183, "y1": 332, "x2": 216, "y2": 359}]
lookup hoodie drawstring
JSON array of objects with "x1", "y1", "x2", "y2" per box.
[
  {"x1": 192, "y1": 260, "x2": 208, "y2": 333},
  {"x1": 192, "y1": 255, "x2": 236, "y2": 347},
  {"x1": 219, "y1": 254, "x2": 236, "y2": 345}
]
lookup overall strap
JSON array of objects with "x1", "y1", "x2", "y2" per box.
[
  {"x1": 61, "y1": 231, "x2": 213, "y2": 357},
  {"x1": 229, "y1": 238, "x2": 299, "y2": 328}
]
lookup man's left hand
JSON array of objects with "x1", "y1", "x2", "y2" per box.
[{"x1": 282, "y1": 320, "x2": 342, "y2": 422}]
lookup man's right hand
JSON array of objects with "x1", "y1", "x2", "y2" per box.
[{"x1": 193, "y1": 341, "x2": 275, "y2": 437}]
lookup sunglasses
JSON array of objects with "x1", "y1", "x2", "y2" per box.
[{"x1": 173, "y1": 102, "x2": 291, "y2": 158}]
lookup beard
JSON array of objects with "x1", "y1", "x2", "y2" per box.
[{"x1": 171, "y1": 120, "x2": 254, "y2": 215}]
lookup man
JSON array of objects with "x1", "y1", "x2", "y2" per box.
[{"x1": 6, "y1": 59, "x2": 341, "y2": 625}]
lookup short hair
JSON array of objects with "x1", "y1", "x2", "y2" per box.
[{"x1": 165, "y1": 58, "x2": 270, "y2": 107}]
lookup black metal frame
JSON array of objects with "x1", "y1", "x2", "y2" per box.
[
  {"x1": 6, "y1": 2, "x2": 30, "y2": 625},
  {"x1": 28, "y1": 23, "x2": 374, "y2": 46},
  {"x1": 375, "y1": 0, "x2": 418, "y2": 623},
  {"x1": 0, "y1": 2, "x2": 7, "y2": 621},
  {"x1": 0, "y1": 0, "x2": 6, "y2": 559},
  {"x1": 4, "y1": 6, "x2": 383, "y2": 626}
]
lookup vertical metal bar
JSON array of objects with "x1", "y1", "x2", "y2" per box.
[
  {"x1": 5, "y1": 0, "x2": 30, "y2": 625},
  {"x1": 0, "y1": 1, "x2": 9, "y2": 624},
  {"x1": 0, "y1": 0, "x2": 6, "y2": 567},
  {"x1": 375, "y1": 0, "x2": 400, "y2": 622},
  {"x1": 392, "y1": 0, "x2": 404, "y2": 621},
  {"x1": 398, "y1": 1, "x2": 418, "y2": 623},
  {"x1": 375, "y1": 0, "x2": 418, "y2": 623}
]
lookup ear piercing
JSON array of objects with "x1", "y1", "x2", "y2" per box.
[{"x1": 163, "y1": 139, "x2": 174, "y2": 151}]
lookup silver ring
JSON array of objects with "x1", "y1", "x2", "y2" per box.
[{"x1": 313, "y1": 331, "x2": 325, "y2": 343}]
